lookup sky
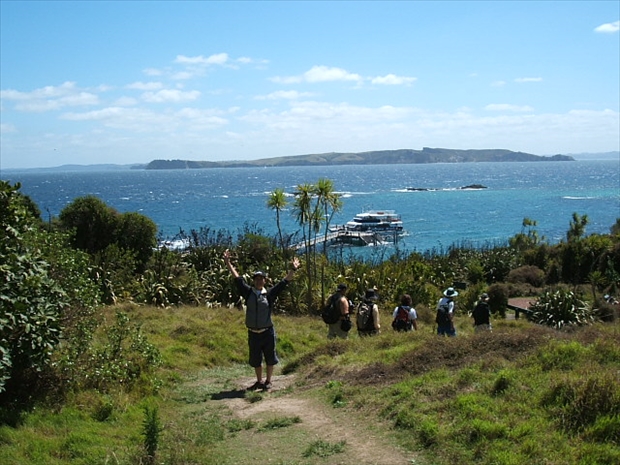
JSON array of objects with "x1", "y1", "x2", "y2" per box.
[{"x1": 1, "y1": 1, "x2": 619, "y2": 170}]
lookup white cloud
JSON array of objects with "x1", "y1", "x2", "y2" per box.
[
  {"x1": 272, "y1": 66, "x2": 363, "y2": 84},
  {"x1": 0, "y1": 123, "x2": 17, "y2": 134},
  {"x1": 113, "y1": 96, "x2": 138, "y2": 106},
  {"x1": 1, "y1": 82, "x2": 100, "y2": 112},
  {"x1": 515, "y1": 77, "x2": 543, "y2": 83},
  {"x1": 491, "y1": 81, "x2": 506, "y2": 87},
  {"x1": 141, "y1": 89, "x2": 201, "y2": 103},
  {"x1": 175, "y1": 53, "x2": 229, "y2": 65},
  {"x1": 255, "y1": 90, "x2": 314, "y2": 100},
  {"x1": 485, "y1": 104, "x2": 534, "y2": 112},
  {"x1": 59, "y1": 105, "x2": 228, "y2": 134},
  {"x1": 143, "y1": 68, "x2": 163, "y2": 76},
  {"x1": 594, "y1": 20, "x2": 620, "y2": 33},
  {"x1": 126, "y1": 81, "x2": 164, "y2": 91},
  {"x1": 305, "y1": 66, "x2": 362, "y2": 83},
  {"x1": 171, "y1": 71, "x2": 196, "y2": 80},
  {"x1": 61, "y1": 106, "x2": 129, "y2": 121},
  {"x1": 371, "y1": 74, "x2": 417, "y2": 85}
]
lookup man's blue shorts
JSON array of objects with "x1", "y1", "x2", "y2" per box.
[{"x1": 248, "y1": 326, "x2": 279, "y2": 367}]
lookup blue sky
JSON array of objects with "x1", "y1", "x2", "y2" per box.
[{"x1": 1, "y1": 1, "x2": 618, "y2": 169}]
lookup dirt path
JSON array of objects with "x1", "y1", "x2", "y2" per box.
[{"x1": 207, "y1": 373, "x2": 417, "y2": 465}]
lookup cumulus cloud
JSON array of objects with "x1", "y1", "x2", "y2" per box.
[
  {"x1": 272, "y1": 65, "x2": 363, "y2": 84},
  {"x1": 594, "y1": 20, "x2": 620, "y2": 33},
  {"x1": 371, "y1": 74, "x2": 417, "y2": 85},
  {"x1": 60, "y1": 105, "x2": 228, "y2": 134},
  {"x1": 0, "y1": 81, "x2": 100, "y2": 112},
  {"x1": 126, "y1": 81, "x2": 164, "y2": 90},
  {"x1": 485, "y1": 104, "x2": 534, "y2": 112},
  {"x1": 175, "y1": 53, "x2": 230, "y2": 65},
  {"x1": 255, "y1": 90, "x2": 314, "y2": 100},
  {"x1": 113, "y1": 96, "x2": 138, "y2": 106},
  {"x1": 141, "y1": 89, "x2": 201, "y2": 103}
]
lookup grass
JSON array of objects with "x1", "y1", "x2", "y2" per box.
[{"x1": 1, "y1": 304, "x2": 619, "y2": 464}]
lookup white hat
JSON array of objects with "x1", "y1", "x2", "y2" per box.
[{"x1": 443, "y1": 287, "x2": 458, "y2": 297}]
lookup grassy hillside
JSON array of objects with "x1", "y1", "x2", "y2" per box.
[{"x1": 1, "y1": 303, "x2": 618, "y2": 465}]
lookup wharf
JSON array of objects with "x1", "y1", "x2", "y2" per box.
[{"x1": 291, "y1": 229, "x2": 390, "y2": 251}]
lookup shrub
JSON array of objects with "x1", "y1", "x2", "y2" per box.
[
  {"x1": 487, "y1": 283, "x2": 509, "y2": 318},
  {"x1": 529, "y1": 289, "x2": 596, "y2": 329},
  {"x1": 0, "y1": 182, "x2": 67, "y2": 396},
  {"x1": 507, "y1": 265, "x2": 545, "y2": 287}
]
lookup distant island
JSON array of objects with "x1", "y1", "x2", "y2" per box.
[{"x1": 142, "y1": 147, "x2": 574, "y2": 170}]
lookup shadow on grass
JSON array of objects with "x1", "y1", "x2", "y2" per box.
[{"x1": 210, "y1": 388, "x2": 247, "y2": 400}]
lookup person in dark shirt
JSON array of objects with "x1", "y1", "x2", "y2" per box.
[
  {"x1": 223, "y1": 249, "x2": 300, "y2": 391},
  {"x1": 472, "y1": 292, "x2": 492, "y2": 333}
]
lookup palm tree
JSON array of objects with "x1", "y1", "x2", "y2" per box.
[
  {"x1": 314, "y1": 178, "x2": 342, "y2": 255},
  {"x1": 267, "y1": 188, "x2": 288, "y2": 253},
  {"x1": 567, "y1": 212, "x2": 589, "y2": 242},
  {"x1": 293, "y1": 183, "x2": 315, "y2": 310}
]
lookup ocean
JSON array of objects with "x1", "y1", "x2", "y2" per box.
[{"x1": 3, "y1": 160, "x2": 619, "y2": 256}]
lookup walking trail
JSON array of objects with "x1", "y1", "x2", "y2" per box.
[{"x1": 203, "y1": 372, "x2": 418, "y2": 465}]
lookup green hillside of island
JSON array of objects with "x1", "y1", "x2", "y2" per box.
[{"x1": 143, "y1": 147, "x2": 574, "y2": 169}]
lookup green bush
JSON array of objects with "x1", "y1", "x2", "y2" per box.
[
  {"x1": 529, "y1": 289, "x2": 596, "y2": 329},
  {"x1": 507, "y1": 265, "x2": 545, "y2": 287},
  {"x1": 0, "y1": 182, "x2": 67, "y2": 396}
]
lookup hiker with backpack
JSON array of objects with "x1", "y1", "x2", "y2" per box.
[
  {"x1": 436, "y1": 287, "x2": 458, "y2": 337},
  {"x1": 223, "y1": 249, "x2": 300, "y2": 391},
  {"x1": 472, "y1": 292, "x2": 492, "y2": 333},
  {"x1": 356, "y1": 289, "x2": 381, "y2": 336},
  {"x1": 392, "y1": 294, "x2": 418, "y2": 332},
  {"x1": 324, "y1": 283, "x2": 351, "y2": 339}
]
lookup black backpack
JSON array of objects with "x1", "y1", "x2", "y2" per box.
[
  {"x1": 392, "y1": 306, "x2": 411, "y2": 331},
  {"x1": 356, "y1": 301, "x2": 374, "y2": 331},
  {"x1": 436, "y1": 301, "x2": 452, "y2": 325},
  {"x1": 321, "y1": 294, "x2": 340, "y2": 324}
]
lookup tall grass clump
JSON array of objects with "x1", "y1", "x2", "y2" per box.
[{"x1": 541, "y1": 371, "x2": 620, "y2": 434}]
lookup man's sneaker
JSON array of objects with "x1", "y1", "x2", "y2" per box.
[
  {"x1": 263, "y1": 381, "x2": 272, "y2": 390},
  {"x1": 247, "y1": 381, "x2": 264, "y2": 391}
]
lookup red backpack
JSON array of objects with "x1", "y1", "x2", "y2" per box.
[{"x1": 392, "y1": 306, "x2": 411, "y2": 331}]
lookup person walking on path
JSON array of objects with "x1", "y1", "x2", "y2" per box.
[
  {"x1": 392, "y1": 294, "x2": 418, "y2": 332},
  {"x1": 327, "y1": 284, "x2": 351, "y2": 339},
  {"x1": 223, "y1": 249, "x2": 300, "y2": 391},
  {"x1": 357, "y1": 288, "x2": 381, "y2": 336},
  {"x1": 436, "y1": 287, "x2": 458, "y2": 337},
  {"x1": 472, "y1": 292, "x2": 492, "y2": 333}
]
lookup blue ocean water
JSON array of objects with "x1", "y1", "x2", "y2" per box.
[{"x1": 3, "y1": 160, "x2": 619, "y2": 255}]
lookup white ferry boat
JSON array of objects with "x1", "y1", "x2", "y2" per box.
[{"x1": 344, "y1": 210, "x2": 404, "y2": 234}]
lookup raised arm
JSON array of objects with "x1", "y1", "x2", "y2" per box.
[
  {"x1": 284, "y1": 256, "x2": 301, "y2": 281},
  {"x1": 223, "y1": 249, "x2": 240, "y2": 279}
]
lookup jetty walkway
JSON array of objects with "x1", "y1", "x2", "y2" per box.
[{"x1": 291, "y1": 229, "x2": 388, "y2": 251}]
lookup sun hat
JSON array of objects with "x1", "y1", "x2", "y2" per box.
[
  {"x1": 443, "y1": 287, "x2": 459, "y2": 297},
  {"x1": 365, "y1": 289, "x2": 378, "y2": 300},
  {"x1": 253, "y1": 271, "x2": 268, "y2": 278}
]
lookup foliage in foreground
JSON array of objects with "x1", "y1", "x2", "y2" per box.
[
  {"x1": 0, "y1": 304, "x2": 619, "y2": 465},
  {"x1": 1, "y1": 180, "x2": 619, "y2": 464}
]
